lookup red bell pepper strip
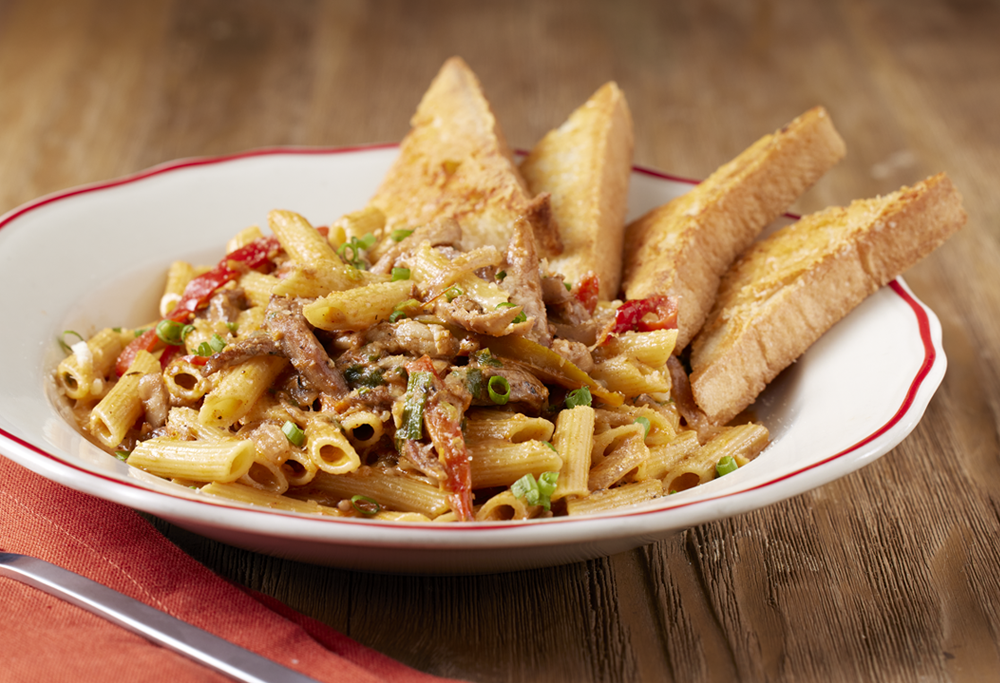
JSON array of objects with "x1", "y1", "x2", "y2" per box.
[
  {"x1": 572, "y1": 272, "x2": 600, "y2": 315},
  {"x1": 114, "y1": 235, "x2": 282, "y2": 376},
  {"x1": 425, "y1": 397, "x2": 473, "y2": 521},
  {"x1": 169, "y1": 235, "x2": 281, "y2": 321},
  {"x1": 181, "y1": 354, "x2": 210, "y2": 367},
  {"x1": 607, "y1": 295, "x2": 679, "y2": 336},
  {"x1": 115, "y1": 328, "x2": 160, "y2": 377}
]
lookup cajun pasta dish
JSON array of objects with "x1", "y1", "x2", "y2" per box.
[
  {"x1": 52, "y1": 58, "x2": 784, "y2": 523},
  {"x1": 53, "y1": 206, "x2": 767, "y2": 523}
]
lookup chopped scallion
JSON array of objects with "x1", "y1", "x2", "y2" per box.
[
  {"x1": 716, "y1": 456, "x2": 738, "y2": 477},
  {"x1": 496, "y1": 302, "x2": 527, "y2": 324},
  {"x1": 155, "y1": 319, "x2": 187, "y2": 346},
  {"x1": 634, "y1": 416, "x2": 651, "y2": 438},
  {"x1": 565, "y1": 386, "x2": 592, "y2": 409},
  {"x1": 487, "y1": 375, "x2": 511, "y2": 405},
  {"x1": 350, "y1": 494, "x2": 381, "y2": 516},
  {"x1": 511, "y1": 472, "x2": 559, "y2": 510},
  {"x1": 281, "y1": 420, "x2": 305, "y2": 447},
  {"x1": 58, "y1": 330, "x2": 85, "y2": 353},
  {"x1": 391, "y1": 267, "x2": 411, "y2": 282},
  {"x1": 390, "y1": 228, "x2": 413, "y2": 242}
]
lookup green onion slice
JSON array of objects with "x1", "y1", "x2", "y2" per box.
[
  {"x1": 716, "y1": 456, "x2": 738, "y2": 477},
  {"x1": 511, "y1": 471, "x2": 559, "y2": 511},
  {"x1": 155, "y1": 319, "x2": 187, "y2": 346},
  {"x1": 444, "y1": 285, "x2": 463, "y2": 302},
  {"x1": 496, "y1": 302, "x2": 527, "y2": 324},
  {"x1": 565, "y1": 386, "x2": 592, "y2": 409},
  {"x1": 634, "y1": 416, "x2": 651, "y2": 438},
  {"x1": 391, "y1": 267, "x2": 411, "y2": 281},
  {"x1": 537, "y1": 471, "x2": 559, "y2": 498},
  {"x1": 487, "y1": 375, "x2": 511, "y2": 405},
  {"x1": 390, "y1": 228, "x2": 413, "y2": 242},
  {"x1": 58, "y1": 330, "x2": 86, "y2": 353},
  {"x1": 350, "y1": 494, "x2": 381, "y2": 516},
  {"x1": 281, "y1": 420, "x2": 305, "y2": 447}
]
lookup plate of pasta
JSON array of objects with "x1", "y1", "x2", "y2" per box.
[{"x1": 0, "y1": 146, "x2": 946, "y2": 574}]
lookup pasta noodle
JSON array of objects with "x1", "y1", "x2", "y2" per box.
[{"x1": 55, "y1": 205, "x2": 769, "y2": 523}]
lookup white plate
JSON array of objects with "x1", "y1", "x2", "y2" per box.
[{"x1": 0, "y1": 147, "x2": 946, "y2": 574}]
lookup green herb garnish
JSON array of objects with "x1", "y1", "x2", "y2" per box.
[
  {"x1": 565, "y1": 386, "x2": 592, "y2": 409},
  {"x1": 195, "y1": 333, "x2": 227, "y2": 357},
  {"x1": 398, "y1": 371, "x2": 434, "y2": 441},
  {"x1": 511, "y1": 472, "x2": 559, "y2": 511},
  {"x1": 471, "y1": 348, "x2": 502, "y2": 368},
  {"x1": 155, "y1": 319, "x2": 187, "y2": 346},
  {"x1": 716, "y1": 456, "x2": 738, "y2": 477},
  {"x1": 634, "y1": 416, "x2": 651, "y2": 438},
  {"x1": 496, "y1": 302, "x2": 527, "y2": 324},
  {"x1": 281, "y1": 420, "x2": 305, "y2": 447},
  {"x1": 344, "y1": 364, "x2": 384, "y2": 389},
  {"x1": 58, "y1": 330, "x2": 86, "y2": 353},
  {"x1": 350, "y1": 494, "x2": 381, "y2": 516},
  {"x1": 487, "y1": 375, "x2": 510, "y2": 405},
  {"x1": 337, "y1": 233, "x2": 377, "y2": 269}
]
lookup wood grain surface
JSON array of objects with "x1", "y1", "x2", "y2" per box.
[{"x1": 3, "y1": 0, "x2": 999, "y2": 680}]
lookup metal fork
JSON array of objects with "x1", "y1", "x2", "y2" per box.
[{"x1": 0, "y1": 552, "x2": 322, "y2": 683}]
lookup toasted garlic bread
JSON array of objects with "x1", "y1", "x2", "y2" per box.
[
  {"x1": 520, "y1": 82, "x2": 634, "y2": 299},
  {"x1": 367, "y1": 56, "x2": 560, "y2": 256},
  {"x1": 689, "y1": 173, "x2": 967, "y2": 424},
  {"x1": 622, "y1": 107, "x2": 847, "y2": 350}
]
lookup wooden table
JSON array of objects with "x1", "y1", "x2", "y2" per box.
[{"x1": 3, "y1": 0, "x2": 999, "y2": 680}]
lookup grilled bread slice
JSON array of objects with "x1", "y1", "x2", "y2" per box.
[
  {"x1": 520, "y1": 82, "x2": 634, "y2": 299},
  {"x1": 689, "y1": 173, "x2": 967, "y2": 424},
  {"x1": 622, "y1": 107, "x2": 846, "y2": 349},
  {"x1": 367, "y1": 56, "x2": 560, "y2": 256}
]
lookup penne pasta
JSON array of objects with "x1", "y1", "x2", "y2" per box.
[{"x1": 53, "y1": 78, "x2": 778, "y2": 524}]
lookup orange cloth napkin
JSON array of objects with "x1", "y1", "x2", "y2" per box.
[{"x1": 0, "y1": 456, "x2": 464, "y2": 683}]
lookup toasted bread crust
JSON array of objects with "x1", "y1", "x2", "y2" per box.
[
  {"x1": 689, "y1": 173, "x2": 967, "y2": 424},
  {"x1": 520, "y1": 82, "x2": 634, "y2": 299},
  {"x1": 367, "y1": 57, "x2": 560, "y2": 256},
  {"x1": 622, "y1": 107, "x2": 846, "y2": 349}
]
